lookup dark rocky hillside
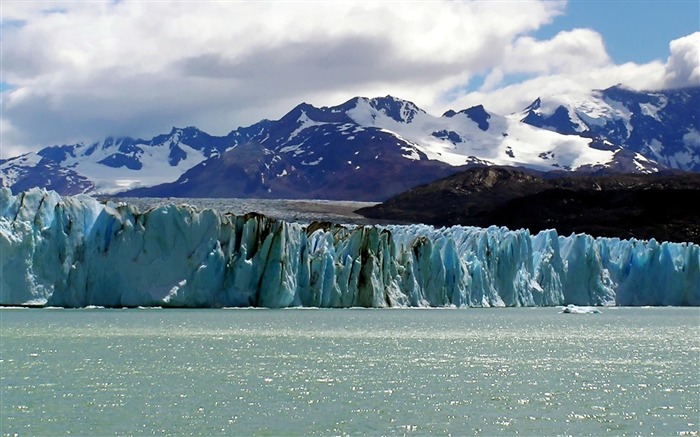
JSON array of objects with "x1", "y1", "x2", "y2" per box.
[
  {"x1": 122, "y1": 138, "x2": 469, "y2": 201},
  {"x1": 357, "y1": 167, "x2": 700, "y2": 244}
]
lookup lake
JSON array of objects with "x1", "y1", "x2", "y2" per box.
[{"x1": 1, "y1": 307, "x2": 698, "y2": 436}]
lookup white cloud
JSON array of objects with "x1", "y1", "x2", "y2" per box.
[
  {"x1": 448, "y1": 31, "x2": 698, "y2": 116},
  {"x1": 476, "y1": 28, "x2": 610, "y2": 93},
  {"x1": 1, "y1": 0, "x2": 565, "y2": 157},
  {"x1": 1, "y1": 1, "x2": 697, "y2": 159},
  {"x1": 508, "y1": 29, "x2": 610, "y2": 74},
  {"x1": 662, "y1": 32, "x2": 700, "y2": 89}
]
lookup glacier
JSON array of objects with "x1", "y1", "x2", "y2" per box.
[{"x1": 1, "y1": 188, "x2": 698, "y2": 308}]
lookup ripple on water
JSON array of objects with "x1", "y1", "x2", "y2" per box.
[{"x1": 0, "y1": 307, "x2": 698, "y2": 436}]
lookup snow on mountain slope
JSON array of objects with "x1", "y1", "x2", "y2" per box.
[
  {"x1": 2, "y1": 127, "x2": 237, "y2": 195},
  {"x1": 58, "y1": 134, "x2": 209, "y2": 193},
  {"x1": 128, "y1": 96, "x2": 614, "y2": 201},
  {"x1": 340, "y1": 96, "x2": 613, "y2": 170},
  {"x1": 520, "y1": 85, "x2": 700, "y2": 171},
  {"x1": 1, "y1": 153, "x2": 44, "y2": 187},
  {"x1": 0, "y1": 153, "x2": 94, "y2": 194},
  {"x1": 125, "y1": 96, "x2": 622, "y2": 200},
  {"x1": 124, "y1": 109, "x2": 457, "y2": 201},
  {"x1": 2, "y1": 87, "x2": 696, "y2": 199}
]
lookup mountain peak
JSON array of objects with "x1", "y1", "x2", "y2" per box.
[
  {"x1": 441, "y1": 105, "x2": 491, "y2": 130},
  {"x1": 278, "y1": 100, "x2": 356, "y2": 126},
  {"x1": 524, "y1": 97, "x2": 542, "y2": 112},
  {"x1": 364, "y1": 95, "x2": 423, "y2": 123},
  {"x1": 442, "y1": 109, "x2": 458, "y2": 118},
  {"x1": 462, "y1": 105, "x2": 491, "y2": 131}
]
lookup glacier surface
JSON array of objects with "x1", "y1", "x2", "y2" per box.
[{"x1": 1, "y1": 188, "x2": 698, "y2": 308}]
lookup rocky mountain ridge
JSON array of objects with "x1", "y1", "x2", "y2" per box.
[
  {"x1": 357, "y1": 166, "x2": 700, "y2": 243},
  {"x1": 1, "y1": 85, "x2": 697, "y2": 200}
]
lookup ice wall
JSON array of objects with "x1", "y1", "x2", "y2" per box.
[{"x1": 1, "y1": 188, "x2": 698, "y2": 307}]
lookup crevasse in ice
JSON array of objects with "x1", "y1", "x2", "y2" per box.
[{"x1": 1, "y1": 188, "x2": 698, "y2": 307}]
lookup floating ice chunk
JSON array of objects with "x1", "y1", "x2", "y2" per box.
[{"x1": 560, "y1": 304, "x2": 602, "y2": 314}]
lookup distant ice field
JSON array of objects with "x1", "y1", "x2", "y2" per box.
[{"x1": 112, "y1": 197, "x2": 382, "y2": 225}]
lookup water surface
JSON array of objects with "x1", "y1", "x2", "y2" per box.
[{"x1": 1, "y1": 307, "x2": 698, "y2": 435}]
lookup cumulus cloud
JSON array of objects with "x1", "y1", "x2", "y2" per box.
[
  {"x1": 662, "y1": 32, "x2": 700, "y2": 89},
  {"x1": 448, "y1": 31, "x2": 698, "y2": 115},
  {"x1": 0, "y1": 1, "x2": 697, "y2": 158},
  {"x1": 1, "y1": 0, "x2": 565, "y2": 156},
  {"x1": 475, "y1": 28, "x2": 611, "y2": 94}
]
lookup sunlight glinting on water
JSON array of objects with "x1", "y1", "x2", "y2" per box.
[{"x1": 1, "y1": 307, "x2": 698, "y2": 436}]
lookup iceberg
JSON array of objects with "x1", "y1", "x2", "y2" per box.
[
  {"x1": 560, "y1": 304, "x2": 602, "y2": 314},
  {"x1": 1, "y1": 188, "x2": 698, "y2": 308}
]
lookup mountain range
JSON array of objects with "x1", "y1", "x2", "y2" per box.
[{"x1": 1, "y1": 85, "x2": 698, "y2": 201}]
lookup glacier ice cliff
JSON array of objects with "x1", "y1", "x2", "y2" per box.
[{"x1": 1, "y1": 188, "x2": 698, "y2": 308}]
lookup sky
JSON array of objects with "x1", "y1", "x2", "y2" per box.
[{"x1": 1, "y1": 0, "x2": 699, "y2": 159}]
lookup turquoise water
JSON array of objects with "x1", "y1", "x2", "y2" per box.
[{"x1": 1, "y1": 307, "x2": 698, "y2": 436}]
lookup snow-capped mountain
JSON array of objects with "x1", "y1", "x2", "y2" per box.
[
  {"x1": 1, "y1": 87, "x2": 697, "y2": 200},
  {"x1": 0, "y1": 123, "x2": 280, "y2": 195},
  {"x1": 126, "y1": 95, "x2": 640, "y2": 200},
  {"x1": 520, "y1": 85, "x2": 700, "y2": 171},
  {"x1": 1, "y1": 127, "x2": 226, "y2": 194},
  {"x1": 125, "y1": 97, "x2": 463, "y2": 200}
]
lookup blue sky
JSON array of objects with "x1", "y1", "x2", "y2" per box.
[
  {"x1": 462, "y1": 0, "x2": 700, "y2": 93},
  {"x1": 1, "y1": 0, "x2": 698, "y2": 158},
  {"x1": 536, "y1": 0, "x2": 699, "y2": 63}
]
